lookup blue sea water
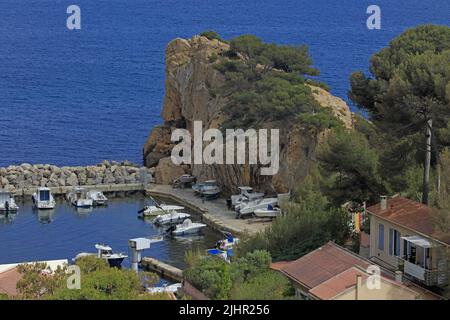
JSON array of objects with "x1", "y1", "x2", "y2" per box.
[{"x1": 0, "y1": 0, "x2": 448, "y2": 167}]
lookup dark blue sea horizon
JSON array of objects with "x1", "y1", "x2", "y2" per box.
[{"x1": 0, "y1": 0, "x2": 448, "y2": 168}]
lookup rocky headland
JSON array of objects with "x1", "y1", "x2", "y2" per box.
[{"x1": 143, "y1": 35, "x2": 353, "y2": 194}]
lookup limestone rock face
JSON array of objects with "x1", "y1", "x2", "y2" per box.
[
  {"x1": 143, "y1": 35, "x2": 354, "y2": 194},
  {"x1": 154, "y1": 157, "x2": 185, "y2": 185}
]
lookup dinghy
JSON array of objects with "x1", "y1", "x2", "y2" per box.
[{"x1": 32, "y1": 187, "x2": 56, "y2": 210}]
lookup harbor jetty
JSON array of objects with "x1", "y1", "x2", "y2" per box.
[
  {"x1": 140, "y1": 257, "x2": 183, "y2": 282},
  {"x1": 146, "y1": 184, "x2": 270, "y2": 236},
  {"x1": 0, "y1": 161, "x2": 154, "y2": 196}
]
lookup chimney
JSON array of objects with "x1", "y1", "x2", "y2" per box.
[
  {"x1": 355, "y1": 275, "x2": 362, "y2": 300},
  {"x1": 395, "y1": 270, "x2": 403, "y2": 283},
  {"x1": 380, "y1": 196, "x2": 387, "y2": 210}
]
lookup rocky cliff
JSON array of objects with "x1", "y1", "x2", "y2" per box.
[{"x1": 143, "y1": 35, "x2": 353, "y2": 194}]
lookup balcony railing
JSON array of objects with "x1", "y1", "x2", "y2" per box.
[{"x1": 400, "y1": 259, "x2": 448, "y2": 286}]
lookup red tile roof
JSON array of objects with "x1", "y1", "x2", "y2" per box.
[
  {"x1": 279, "y1": 242, "x2": 370, "y2": 289},
  {"x1": 309, "y1": 267, "x2": 368, "y2": 300},
  {"x1": 367, "y1": 197, "x2": 450, "y2": 245}
]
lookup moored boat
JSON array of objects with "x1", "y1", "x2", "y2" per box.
[
  {"x1": 166, "y1": 219, "x2": 206, "y2": 236},
  {"x1": 138, "y1": 204, "x2": 184, "y2": 217},
  {"x1": 0, "y1": 192, "x2": 19, "y2": 213},
  {"x1": 148, "y1": 283, "x2": 182, "y2": 295},
  {"x1": 153, "y1": 212, "x2": 190, "y2": 225},
  {"x1": 86, "y1": 190, "x2": 108, "y2": 206},
  {"x1": 67, "y1": 187, "x2": 93, "y2": 208},
  {"x1": 32, "y1": 187, "x2": 56, "y2": 210},
  {"x1": 74, "y1": 244, "x2": 128, "y2": 268}
]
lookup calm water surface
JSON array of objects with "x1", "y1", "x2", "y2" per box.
[
  {"x1": 0, "y1": 0, "x2": 448, "y2": 167},
  {"x1": 0, "y1": 193, "x2": 222, "y2": 269}
]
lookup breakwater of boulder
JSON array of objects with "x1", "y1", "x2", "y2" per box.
[{"x1": 0, "y1": 161, "x2": 154, "y2": 193}]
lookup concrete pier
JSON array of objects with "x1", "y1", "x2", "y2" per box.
[
  {"x1": 140, "y1": 257, "x2": 183, "y2": 282},
  {"x1": 146, "y1": 184, "x2": 271, "y2": 236}
]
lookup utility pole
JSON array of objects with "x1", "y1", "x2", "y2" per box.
[{"x1": 422, "y1": 119, "x2": 432, "y2": 205}]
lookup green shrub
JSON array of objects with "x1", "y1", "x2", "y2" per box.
[{"x1": 200, "y1": 30, "x2": 223, "y2": 42}]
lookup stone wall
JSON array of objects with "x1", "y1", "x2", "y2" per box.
[{"x1": 0, "y1": 161, "x2": 154, "y2": 192}]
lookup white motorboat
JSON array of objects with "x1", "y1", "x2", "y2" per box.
[
  {"x1": 215, "y1": 232, "x2": 240, "y2": 250},
  {"x1": 229, "y1": 186, "x2": 264, "y2": 209},
  {"x1": 0, "y1": 192, "x2": 19, "y2": 213},
  {"x1": 67, "y1": 187, "x2": 93, "y2": 208},
  {"x1": 32, "y1": 187, "x2": 56, "y2": 210},
  {"x1": 237, "y1": 197, "x2": 278, "y2": 218},
  {"x1": 193, "y1": 180, "x2": 217, "y2": 195},
  {"x1": 148, "y1": 283, "x2": 182, "y2": 295},
  {"x1": 153, "y1": 212, "x2": 191, "y2": 225},
  {"x1": 254, "y1": 204, "x2": 281, "y2": 218},
  {"x1": 138, "y1": 204, "x2": 184, "y2": 217},
  {"x1": 74, "y1": 244, "x2": 128, "y2": 268},
  {"x1": 86, "y1": 190, "x2": 108, "y2": 206},
  {"x1": 166, "y1": 219, "x2": 207, "y2": 236},
  {"x1": 200, "y1": 185, "x2": 221, "y2": 200}
]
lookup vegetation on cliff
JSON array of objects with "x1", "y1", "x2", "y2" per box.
[
  {"x1": 236, "y1": 24, "x2": 450, "y2": 264},
  {"x1": 208, "y1": 33, "x2": 340, "y2": 131}
]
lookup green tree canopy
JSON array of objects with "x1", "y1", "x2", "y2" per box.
[{"x1": 349, "y1": 25, "x2": 450, "y2": 198}]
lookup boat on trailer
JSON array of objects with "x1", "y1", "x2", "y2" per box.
[
  {"x1": 254, "y1": 204, "x2": 281, "y2": 218},
  {"x1": 229, "y1": 186, "x2": 264, "y2": 209},
  {"x1": 166, "y1": 219, "x2": 207, "y2": 236},
  {"x1": 86, "y1": 190, "x2": 108, "y2": 206},
  {"x1": 32, "y1": 187, "x2": 56, "y2": 210},
  {"x1": 74, "y1": 244, "x2": 128, "y2": 268},
  {"x1": 0, "y1": 192, "x2": 19, "y2": 213},
  {"x1": 236, "y1": 197, "x2": 278, "y2": 218},
  {"x1": 67, "y1": 187, "x2": 93, "y2": 208}
]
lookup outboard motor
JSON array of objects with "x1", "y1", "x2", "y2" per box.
[
  {"x1": 226, "y1": 198, "x2": 232, "y2": 209},
  {"x1": 165, "y1": 224, "x2": 176, "y2": 234}
]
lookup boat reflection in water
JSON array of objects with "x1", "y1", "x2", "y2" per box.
[{"x1": 37, "y1": 209, "x2": 55, "y2": 224}]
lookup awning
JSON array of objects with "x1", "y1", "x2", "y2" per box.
[{"x1": 401, "y1": 235, "x2": 436, "y2": 248}]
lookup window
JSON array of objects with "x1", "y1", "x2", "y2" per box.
[
  {"x1": 378, "y1": 224, "x2": 384, "y2": 251},
  {"x1": 389, "y1": 229, "x2": 401, "y2": 256}
]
